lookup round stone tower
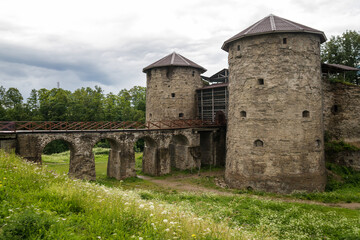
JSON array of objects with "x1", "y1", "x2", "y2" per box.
[
  {"x1": 222, "y1": 14, "x2": 327, "y2": 193},
  {"x1": 143, "y1": 52, "x2": 206, "y2": 122}
]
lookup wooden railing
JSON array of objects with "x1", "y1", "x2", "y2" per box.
[{"x1": 0, "y1": 120, "x2": 223, "y2": 132}]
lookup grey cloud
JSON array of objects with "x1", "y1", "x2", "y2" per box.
[{"x1": 0, "y1": 42, "x2": 112, "y2": 84}]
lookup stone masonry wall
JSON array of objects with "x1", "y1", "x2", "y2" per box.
[
  {"x1": 323, "y1": 80, "x2": 360, "y2": 144},
  {"x1": 146, "y1": 67, "x2": 204, "y2": 122},
  {"x1": 225, "y1": 33, "x2": 326, "y2": 193}
]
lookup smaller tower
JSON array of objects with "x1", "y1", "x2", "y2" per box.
[{"x1": 143, "y1": 52, "x2": 206, "y2": 122}]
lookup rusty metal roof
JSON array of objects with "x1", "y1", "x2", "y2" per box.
[
  {"x1": 222, "y1": 14, "x2": 327, "y2": 51},
  {"x1": 143, "y1": 52, "x2": 207, "y2": 73}
]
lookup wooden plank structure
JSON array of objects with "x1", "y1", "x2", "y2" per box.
[{"x1": 197, "y1": 69, "x2": 229, "y2": 122}]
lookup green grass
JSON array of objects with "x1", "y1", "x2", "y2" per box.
[
  {"x1": 1, "y1": 150, "x2": 253, "y2": 240},
  {"x1": 9, "y1": 149, "x2": 360, "y2": 239},
  {"x1": 43, "y1": 149, "x2": 360, "y2": 204}
]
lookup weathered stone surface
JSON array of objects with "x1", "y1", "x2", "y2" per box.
[
  {"x1": 198, "y1": 128, "x2": 226, "y2": 167},
  {"x1": 145, "y1": 67, "x2": 204, "y2": 121},
  {"x1": 326, "y1": 151, "x2": 360, "y2": 171},
  {"x1": 12, "y1": 128, "x2": 221, "y2": 180},
  {"x1": 323, "y1": 81, "x2": 360, "y2": 144},
  {"x1": 225, "y1": 33, "x2": 326, "y2": 193},
  {"x1": 0, "y1": 134, "x2": 16, "y2": 152}
]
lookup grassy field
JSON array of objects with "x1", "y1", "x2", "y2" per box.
[{"x1": 2, "y1": 149, "x2": 360, "y2": 239}]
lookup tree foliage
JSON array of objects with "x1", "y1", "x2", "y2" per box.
[
  {"x1": 321, "y1": 30, "x2": 360, "y2": 84},
  {"x1": 0, "y1": 86, "x2": 146, "y2": 122}
]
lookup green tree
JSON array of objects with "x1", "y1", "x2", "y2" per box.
[
  {"x1": 38, "y1": 88, "x2": 71, "y2": 121},
  {"x1": 67, "y1": 86, "x2": 104, "y2": 121},
  {"x1": 103, "y1": 92, "x2": 120, "y2": 121},
  {"x1": 129, "y1": 86, "x2": 146, "y2": 112},
  {"x1": 0, "y1": 86, "x2": 6, "y2": 120},
  {"x1": 321, "y1": 30, "x2": 360, "y2": 84},
  {"x1": 3, "y1": 87, "x2": 27, "y2": 120},
  {"x1": 25, "y1": 89, "x2": 42, "y2": 120}
]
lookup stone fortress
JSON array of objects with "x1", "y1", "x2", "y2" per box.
[{"x1": 143, "y1": 14, "x2": 360, "y2": 193}]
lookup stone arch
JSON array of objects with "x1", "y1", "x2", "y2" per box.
[
  {"x1": 40, "y1": 137, "x2": 76, "y2": 175},
  {"x1": 169, "y1": 134, "x2": 190, "y2": 170}
]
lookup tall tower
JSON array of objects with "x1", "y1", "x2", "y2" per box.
[
  {"x1": 222, "y1": 15, "x2": 327, "y2": 193},
  {"x1": 143, "y1": 52, "x2": 206, "y2": 122}
]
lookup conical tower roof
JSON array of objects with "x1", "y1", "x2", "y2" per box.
[
  {"x1": 143, "y1": 52, "x2": 207, "y2": 73},
  {"x1": 222, "y1": 14, "x2": 327, "y2": 52}
]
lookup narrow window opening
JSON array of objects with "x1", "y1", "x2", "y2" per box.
[
  {"x1": 149, "y1": 113, "x2": 152, "y2": 118},
  {"x1": 171, "y1": 93, "x2": 175, "y2": 98},
  {"x1": 302, "y1": 110, "x2": 310, "y2": 118},
  {"x1": 192, "y1": 71, "x2": 195, "y2": 77},
  {"x1": 237, "y1": 45, "x2": 240, "y2": 51},
  {"x1": 240, "y1": 111, "x2": 247, "y2": 117},
  {"x1": 258, "y1": 78, "x2": 264, "y2": 85},
  {"x1": 179, "y1": 113, "x2": 184, "y2": 118},
  {"x1": 316, "y1": 139, "x2": 321, "y2": 148},
  {"x1": 283, "y1": 38, "x2": 287, "y2": 44},
  {"x1": 331, "y1": 105, "x2": 339, "y2": 114},
  {"x1": 254, "y1": 139, "x2": 263, "y2": 147}
]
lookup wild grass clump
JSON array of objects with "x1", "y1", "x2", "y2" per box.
[{"x1": 0, "y1": 150, "x2": 255, "y2": 239}]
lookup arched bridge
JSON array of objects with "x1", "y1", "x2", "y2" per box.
[{"x1": 0, "y1": 120, "x2": 226, "y2": 180}]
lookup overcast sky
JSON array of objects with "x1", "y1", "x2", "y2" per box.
[{"x1": 0, "y1": 0, "x2": 359, "y2": 98}]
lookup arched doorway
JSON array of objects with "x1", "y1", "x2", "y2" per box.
[{"x1": 41, "y1": 139, "x2": 74, "y2": 175}]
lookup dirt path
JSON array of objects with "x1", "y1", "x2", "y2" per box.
[
  {"x1": 138, "y1": 172, "x2": 233, "y2": 196},
  {"x1": 138, "y1": 171, "x2": 360, "y2": 210}
]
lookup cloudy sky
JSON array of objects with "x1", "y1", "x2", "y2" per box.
[{"x1": 0, "y1": 0, "x2": 359, "y2": 98}]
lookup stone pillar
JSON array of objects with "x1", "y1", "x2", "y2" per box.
[
  {"x1": 68, "y1": 140, "x2": 96, "y2": 181},
  {"x1": 107, "y1": 149, "x2": 122, "y2": 180},
  {"x1": 157, "y1": 148, "x2": 170, "y2": 175},
  {"x1": 118, "y1": 142, "x2": 136, "y2": 179},
  {"x1": 142, "y1": 142, "x2": 158, "y2": 175}
]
